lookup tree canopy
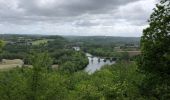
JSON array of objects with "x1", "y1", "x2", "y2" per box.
[
  {"x1": 139, "y1": 0, "x2": 170, "y2": 75},
  {"x1": 0, "y1": 40, "x2": 4, "y2": 49},
  {"x1": 0, "y1": 40, "x2": 4, "y2": 53},
  {"x1": 137, "y1": 0, "x2": 170, "y2": 99}
]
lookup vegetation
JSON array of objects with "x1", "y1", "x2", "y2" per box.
[
  {"x1": 138, "y1": 0, "x2": 170, "y2": 99},
  {"x1": 0, "y1": 55, "x2": 144, "y2": 100},
  {"x1": 0, "y1": 35, "x2": 68, "y2": 63},
  {"x1": 139, "y1": 0, "x2": 170, "y2": 75},
  {"x1": 0, "y1": 0, "x2": 169, "y2": 99},
  {"x1": 64, "y1": 36, "x2": 140, "y2": 45},
  {"x1": 58, "y1": 51, "x2": 88, "y2": 73},
  {"x1": 50, "y1": 50, "x2": 88, "y2": 73},
  {"x1": 65, "y1": 36, "x2": 140, "y2": 60},
  {"x1": 0, "y1": 40, "x2": 4, "y2": 52},
  {"x1": 32, "y1": 39, "x2": 49, "y2": 45}
]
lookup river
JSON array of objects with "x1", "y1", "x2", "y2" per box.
[{"x1": 85, "y1": 53, "x2": 115, "y2": 74}]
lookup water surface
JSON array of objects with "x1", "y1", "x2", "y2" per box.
[{"x1": 85, "y1": 53, "x2": 115, "y2": 74}]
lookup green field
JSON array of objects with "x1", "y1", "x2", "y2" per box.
[{"x1": 32, "y1": 39, "x2": 49, "y2": 45}]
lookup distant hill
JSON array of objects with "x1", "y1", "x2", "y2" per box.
[
  {"x1": 0, "y1": 34, "x2": 140, "y2": 46},
  {"x1": 0, "y1": 34, "x2": 65, "y2": 41},
  {"x1": 63, "y1": 36, "x2": 140, "y2": 45}
]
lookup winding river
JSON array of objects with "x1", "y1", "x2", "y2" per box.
[{"x1": 85, "y1": 53, "x2": 115, "y2": 74}]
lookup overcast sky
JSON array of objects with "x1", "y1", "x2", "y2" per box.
[{"x1": 0, "y1": 0, "x2": 158, "y2": 37}]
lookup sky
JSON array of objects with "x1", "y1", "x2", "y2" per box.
[{"x1": 0, "y1": 0, "x2": 158, "y2": 37}]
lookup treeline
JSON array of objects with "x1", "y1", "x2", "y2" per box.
[
  {"x1": 0, "y1": 53, "x2": 145, "y2": 100},
  {"x1": 51, "y1": 50, "x2": 89, "y2": 73},
  {"x1": 64, "y1": 36, "x2": 140, "y2": 45},
  {"x1": 0, "y1": 34, "x2": 89, "y2": 73},
  {"x1": 0, "y1": 0, "x2": 169, "y2": 99},
  {"x1": 81, "y1": 44, "x2": 131, "y2": 61},
  {"x1": 0, "y1": 36, "x2": 67, "y2": 63},
  {"x1": 0, "y1": 52, "x2": 169, "y2": 99}
]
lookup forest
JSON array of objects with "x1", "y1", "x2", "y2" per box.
[{"x1": 0, "y1": 0, "x2": 169, "y2": 100}]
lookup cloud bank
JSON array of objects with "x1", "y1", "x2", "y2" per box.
[{"x1": 0, "y1": 0, "x2": 157, "y2": 36}]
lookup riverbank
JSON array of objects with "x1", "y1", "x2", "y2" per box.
[
  {"x1": 85, "y1": 53, "x2": 115, "y2": 74},
  {"x1": 0, "y1": 53, "x2": 115, "y2": 73}
]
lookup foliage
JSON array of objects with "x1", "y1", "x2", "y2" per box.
[
  {"x1": 64, "y1": 36, "x2": 140, "y2": 45},
  {"x1": 0, "y1": 59, "x2": 145, "y2": 100},
  {"x1": 0, "y1": 40, "x2": 4, "y2": 53},
  {"x1": 0, "y1": 35, "x2": 69, "y2": 64},
  {"x1": 28, "y1": 53, "x2": 53, "y2": 100},
  {"x1": 139, "y1": 0, "x2": 170, "y2": 75},
  {"x1": 119, "y1": 52, "x2": 130, "y2": 61},
  {"x1": 138, "y1": 0, "x2": 170, "y2": 99},
  {"x1": 1, "y1": 1, "x2": 169, "y2": 98},
  {"x1": 58, "y1": 51, "x2": 89, "y2": 73},
  {"x1": 32, "y1": 39, "x2": 49, "y2": 45},
  {"x1": 0, "y1": 69, "x2": 28, "y2": 100}
]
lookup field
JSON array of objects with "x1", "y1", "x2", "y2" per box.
[
  {"x1": 117, "y1": 51, "x2": 141, "y2": 57},
  {"x1": 0, "y1": 59, "x2": 23, "y2": 70},
  {"x1": 0, "y1": 59, "x2": 59, "y2": 70},
  {"x1": 32, "y1": 39, "x2": 49, "y2": 45}
]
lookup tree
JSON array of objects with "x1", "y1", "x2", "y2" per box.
[
  {"x1": 139, "y1": 0, "x2": 170, "y2": 75},
  {"x1": 0, "y1": 40, "x2": 4, "y2": 53},
  {"x1": 29, "y1": 53, "x2": 52, "y2": 100},
  {"x1": 120, "y1": 52, "x2": 130, "y2": 61},
  {"x1": 138, "y1": 0, "x2": 170, "y2": 99},
  {"x1": 60, "y1": 61, "x2": 76, "y2": 73}
]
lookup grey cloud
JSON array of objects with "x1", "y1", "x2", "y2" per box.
[
  {"x1": 0, "y1": 0, "x2": 157, "y2": 36},
  {"x1": 18, "y1": 0, "x2": 139, "y2": 17},
  {"x1": 73, "y1": 20, "x2": 99, "y2": 27},
  {"x1": 111, "y1": 0, "x2": 156, "y2": 26},
  {"x1": 0, "y1": 0, "x2": 140, "y2": 25}
]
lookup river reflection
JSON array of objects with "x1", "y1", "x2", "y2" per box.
[{"x1": 85, "y1": 53, "x2": 115, "y2": 74}]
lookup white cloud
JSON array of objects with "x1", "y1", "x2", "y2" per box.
[{"x1": 0, "y1": 0, "x2": 157, "y2": 36}]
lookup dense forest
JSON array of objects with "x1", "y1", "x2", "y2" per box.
[
  {"x1": 0, "y1": 0, "x2": 169, "y2": 100},
  {"x1": 64, "y1": 36, "x2": 140, "y2": 45}
]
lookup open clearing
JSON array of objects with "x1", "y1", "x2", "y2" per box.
[
  {"x1": 32, "y1": 39, "x2": 54, "y2": 45},
  {"x1": 0, "y1": 59, "x2": 23, "y2": 70},
  {"x1": 32, "y1": 39, "x2": 48, "y2": 45},
  {"x1": 117, "y1": 51, "x2": 141, "y2": 57},
  {"x1": 0, "y1": 59, "x2": 58, "y2": 71}
]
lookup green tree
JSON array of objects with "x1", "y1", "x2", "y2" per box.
[
  {"x1": 60, "y1": 61, "x2": 76, "y2": 73},
  {"x1": 29, "y1": 53, "x2": 52, "y2": 100},
  {"x1": 0, "y1": 70, "x2": 28, "y2": 100},
  {"x1": 139, "y1": 0, "x2": 170, "y2": 75},
  {"x1": 0, "y1": 40, "x2": 4, "y2": 53},
  {"x1": 138, "y1": 0, "x2": 170, "y2": 99},
  {"x1": 120, "y1": 52, "x2": 130, "y2": 61}
]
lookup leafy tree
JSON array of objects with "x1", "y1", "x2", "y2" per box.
[
  {"x1": 60, "y1": 61, "x2": 76, "y2": 73},
  {"x1": 0, "y1": 69, "x2": 28, "y2": 100},
  {"x1": 138, "y1": 0, "x2": 170, "y2": 99},
  {"x1": 0, "y1": 40, "x2": 4, "y2": 53},
  {"x1": 120, "y1": 52, "x2": 130, "y2": 61},
  {"x1": 58, "y1": 51, "x2": 88, "y2": 73},
  {"x1": 139, "y1": 0, "x2": 170, "y2": 75},
  {"x1": 29, "y1": 53, "x2": 52, "y2": 100}
]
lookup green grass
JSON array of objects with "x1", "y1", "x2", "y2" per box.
[{"x1": 32, "y1": 39, "x2": 49, "y2": 45}]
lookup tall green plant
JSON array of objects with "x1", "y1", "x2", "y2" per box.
[
  {"x1": 138, "y1": 0, "x2": 170, "y2": 99},
  {"x1": 139, "y1": 0, "x2": 170, "y2": 75},
  {"x1": 0, "y1": 40, "x2": 4, "y2": 53},
  {"x1": 29, "y1": 53, "x2": 52, "y2": 100}
]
